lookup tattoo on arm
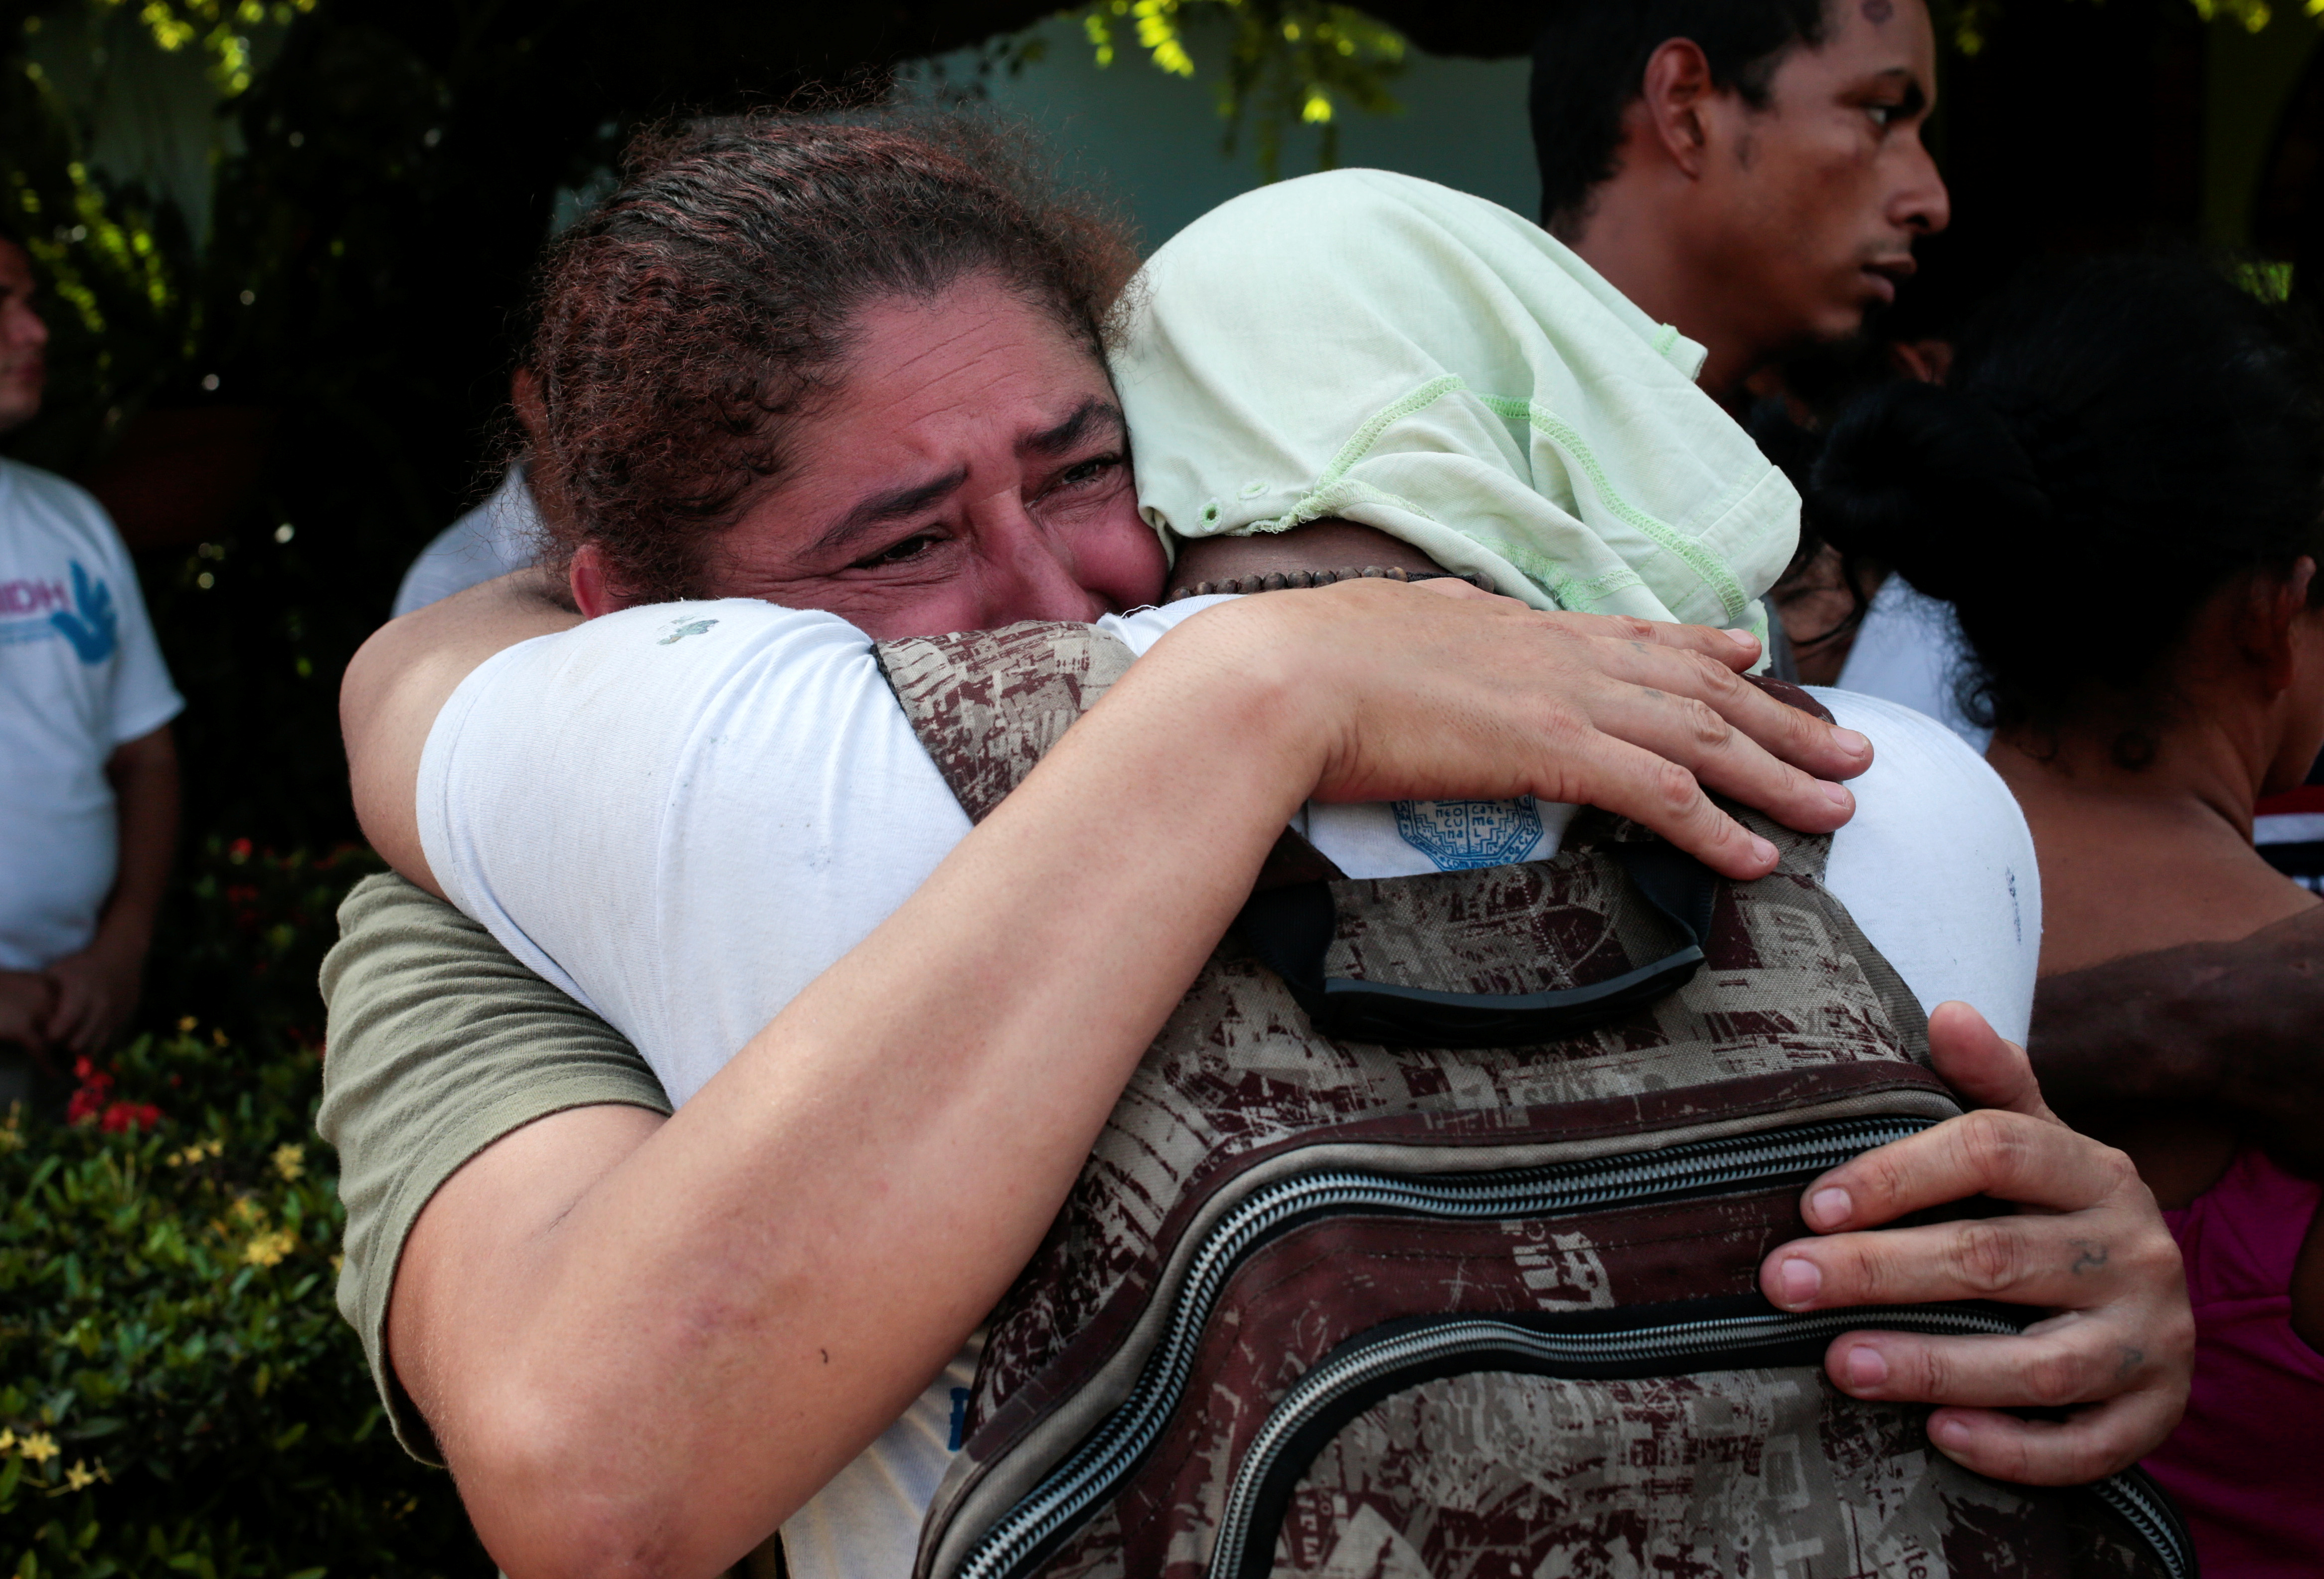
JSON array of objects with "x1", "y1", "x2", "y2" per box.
[
  {"x1": 2070, "y1": 1239, "x2": 2109, "y2": 1274},
  {"x1": 2116, "y1": 1346, "x2": 2145, "y2": 1380}
]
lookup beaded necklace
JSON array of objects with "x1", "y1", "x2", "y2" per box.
[{"x1": 1164, "y1": 565, "x2": 1494, "y2": 602}]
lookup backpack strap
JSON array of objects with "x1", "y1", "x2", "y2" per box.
[
  {"x1": 1233, "y1": 673, "x2": 1840, "y2": 1049},
  {"x1": 1238, "y1": 839, "x2": 1717, "y2": 1048},
  {"x1": 875, "y1": 622, "x2": 1138, "y2": 823},
  {"x1": 873, "y1": 621, "x2": 1345, "y2": 889}
]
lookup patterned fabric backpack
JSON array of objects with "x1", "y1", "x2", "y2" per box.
[{"x1": 874, "y1": 621, "x2": 2196, "y2": 1579}]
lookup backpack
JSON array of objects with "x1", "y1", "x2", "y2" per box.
[{"x1": 874, "y1": 621, "x2": 2196, "y2": 1579}]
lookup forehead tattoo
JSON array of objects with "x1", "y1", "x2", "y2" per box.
[{"x1": 1861, "y1": 0, "x2": 1895, "y2": 21}]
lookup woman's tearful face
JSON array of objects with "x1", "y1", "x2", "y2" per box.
[{"x1": 677, "y1": 273, "x2": 1167, "y2": 640}]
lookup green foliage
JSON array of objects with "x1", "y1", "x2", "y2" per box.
[
  {"x1": 0, "y1": 846, "x2": 486, "y2": 1579},
  {"x1": 1077, "y1": 0, "x2": 2316, "y2": 144},
  {"x1": 2236, "y1": 258, "x2": 2297, "y2": 299},
  {"x1": 150, "y1": 838, "x2": 384, "y2": 1059},
  {"x1": 1070, "y1": 0, "x2": 1405, "y2": 176},
  {"x1": 2187, "y1": 0, "x2": 2290, "y2": 31},
  {"x1": 73, "y1": 0, "x2": 315, "y2": 97}
]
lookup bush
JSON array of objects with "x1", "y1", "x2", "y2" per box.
[{"x1": 0, "y1": 849, "x2": 490, "y2": 1579}]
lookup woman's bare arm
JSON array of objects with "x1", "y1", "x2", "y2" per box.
[
  {"x1": 2030, "y1": 911, "x2": 2324, "y2": 1172},
  {"x1": 340, "y1": 568, "x2": 581, "y2": 897},
  {"x1": 346, "y1": 575, "x2": 1873, "y2": 894}
]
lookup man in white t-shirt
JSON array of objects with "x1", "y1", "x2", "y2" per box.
[
  {"x1": 0, "y1": 230, "x2": 184, "y2": 1087},
  {"x1": 1835, "y1": 574, "x2": 1989, "y2": 751},
  {"x1": 392, "y1": 370, "x2": 547, "y2": 618},
  {"x1": 391, "y1": 463, "x2": 541, "y2": 619}
]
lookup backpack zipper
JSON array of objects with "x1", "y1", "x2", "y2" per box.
[
  {"x1": 1205, "y1": 1310, "x2": 2196, "y2": 1579},
  {"x1": 952, "y1": 1114, "x2": 1936, "y2": 1579}
]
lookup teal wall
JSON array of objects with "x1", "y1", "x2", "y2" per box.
[{"x1": 907, "y1": 15, "x2": 1538, "y2": 253}]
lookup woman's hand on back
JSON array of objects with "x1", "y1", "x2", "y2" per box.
[{"x1": 1134, "y1": 577, "x2": 1871, "y2": 880}]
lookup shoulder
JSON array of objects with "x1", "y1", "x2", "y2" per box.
[
  {"x1": 319, "y1": 870, "x2": 666, "y2": 1310},
  {"x1": 0, "y1": 459, "x2": 124, "y2": 551},
  {"x1": 327, "y1": 867, "x2": 500, "y2": 962},
  {"x1": 1186, "y1": 168, "x2": 1508, "y2": 236},
  {"x1": 418, "y1": 596, "x2": 921, "y2": 938},
  {"x1": 318, "y1": 870, "x2": 666, "y2": 1463},
  {"x1": 1811, "y1": 687, "x2": 2029, "y2": 861},
  {"x1": 500, "y1": 596, "x2": 869, "y2": 675},
  {"x1": 1809, "y1": 687, "x2": 2041, "y2": 1042},
  {"x1": 440, "y1": 598, "x2": 889, "y2": 751},
  {"x1": 1813, "y1": 689, "x2": 2014, "y2": 809},
  {"x1": 323, "y1": 871, "x2": 655, "y2": 1047},
  {"x1": 319, "y1": 867, "x2": 668, "y2": 1205}
]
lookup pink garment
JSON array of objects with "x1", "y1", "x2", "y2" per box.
[{"x1": 2149, "y1": 1147, "x2": 2324, "y2": 1577}]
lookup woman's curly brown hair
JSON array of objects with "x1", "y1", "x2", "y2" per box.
[{"x1": 526, "y1": 110, "x2": 1140, "y2": 602}]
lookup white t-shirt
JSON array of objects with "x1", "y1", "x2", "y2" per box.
[
  {"x1": 1835, "y1": 575, "x2": 1990, "y2": 754},
  {"x1": 419, "y1": 595, "x2": 2040, "y2": 1579},
  {"x1": 390, "y1": 464, "x2": 540, "y2": 618},
  {"x1": 0, "y1": 460, "x2": 183, "y2": 970}
]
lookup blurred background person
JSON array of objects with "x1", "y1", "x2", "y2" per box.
[
  {"x1": 1528, "y1": 0, "x2": 1946, "y2": 406},
  {"x1": 1813, "y1": 252, "x2": 2324, "y2": 1579},
  {"x1": 390, "y1": 368, "x2": 546, "y2": 617},
  {"x1": 1527, "y1": 0, "x2": 1948, "y2": 677},
  {"x1": 1562, "y1": 0, "x2": 2324, "y2": 1212},
  {"x1": 0, "y1": 222, "x2": 181, "y2": 1103}
]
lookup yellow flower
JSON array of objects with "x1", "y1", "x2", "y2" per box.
[
  {"x1": 230, "y1": 1196, "x2": 265, "y2": 1225},
  {"x1": 177, "y1": 1015, "x2": 197, "y2": 1034},
  {"x1": 0, "y1": 1428, "x2": 15, "y2": 1452},
  {"x1": 243, "y1": 1227, "x2": 297, "y2": 1268},
  {"x1": 18, "y1": 1432, "x2": 56, "y2": 1464},
  {"x1": 271, "y1": 1143, "x2": 305, "y2": 1182},
  {"x1": 64, "y1": 1459, "x2": 96, "y2": 1490},
  {"x1": 212, "y1": 1028, "x2": 229, "y2": 1048}
]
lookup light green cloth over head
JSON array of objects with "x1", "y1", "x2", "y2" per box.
[{"x1": 1111, "y1": 169, "x2": 1800, "y2": 633}]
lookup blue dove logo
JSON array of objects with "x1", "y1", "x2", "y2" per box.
[{"x1": 49, "y1": 560, "x2": 118, "y2": 665}]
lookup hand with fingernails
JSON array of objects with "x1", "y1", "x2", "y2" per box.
[{"x1": 1760, "y1": 1000, "x2": 2193, "y2": 1486}]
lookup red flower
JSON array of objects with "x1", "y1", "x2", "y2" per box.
[
  {"x1": 66, "y1": 1060, "x2": 115, "y2": 1125},
  {"x1": 228, "y1": 838, "x2": 253, "y2": 863},
  {"x1": 99, "y1": 1101, "x2": 161, "y2": 1133}
]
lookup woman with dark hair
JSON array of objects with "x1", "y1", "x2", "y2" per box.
[
  {"x1": 328, "y1": 113, "x2": 2192, "y2": 1577},
  {"x1": 1815, "y1": 252, "x2": 2324, "y2": 1577}
]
